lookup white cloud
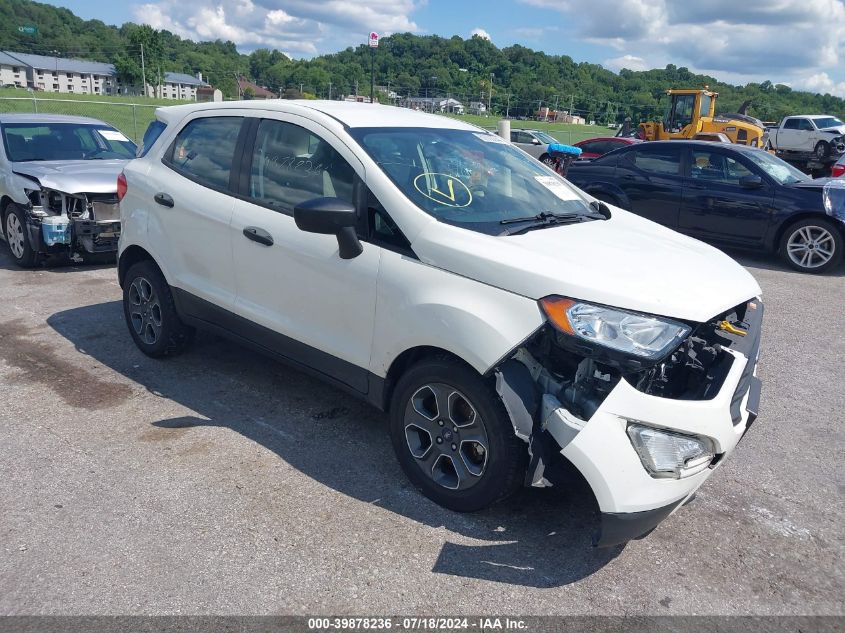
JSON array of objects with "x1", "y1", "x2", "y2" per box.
[
  {"x1": 793, "y1": 72, "x2": 845, "y2": 98},
  {"x1": 131, "y1": 0, "x2": 422, "y2": 55},
  {"x1": 470, "y1": 27, "x2": 491, "y2": 41},
  {"x1": 603, "y1": 54, "x2": 648, "y2": 72},
  {"x1": 519, "y1": 0, "x2": 845, "y2": 89}
]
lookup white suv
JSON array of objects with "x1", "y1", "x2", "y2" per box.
[{"x1": 118, "y1": 101, "x2": 763, "y2": 546}]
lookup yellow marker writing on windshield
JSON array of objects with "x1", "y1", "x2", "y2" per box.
[{"x1": 431, "y1": 178, "x2": 456, "y2": 202}]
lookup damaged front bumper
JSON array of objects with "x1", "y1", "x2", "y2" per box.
[
  {"x1": 496, "y1": 299, "x2": 763, "y2": 547},
  {"x1": 22, "y1": 192, "x2": 121, "y2": 257}
]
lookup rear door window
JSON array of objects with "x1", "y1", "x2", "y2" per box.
[
  {"x1": 629, "y1": 146, "x2": 682, "y2": 175},
  {"x1": 166, "y1": 116, "x2": 243, "y2": 190}
]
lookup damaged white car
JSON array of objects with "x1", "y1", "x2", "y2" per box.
[
  {"x1": 0, "y1": 114, "x2": 136, "y2": 267},
  {"x1": 118, "y1": 101, "x2": 763, "y2": 546}
]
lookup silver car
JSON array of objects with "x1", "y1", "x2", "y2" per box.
[
  {"x1": 510, "y1": 128, "x2": 559, "y2": 166},
  {"x1": 0, "y1": 113, "x2": 136, "y2": 267}
]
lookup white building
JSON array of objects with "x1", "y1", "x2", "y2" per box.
[
  {"x1": 0, "y1": 50, "x2": 209, "y2": 100},
  {"x1": 401, "y1": 97, "x2": 465, "y2": 114},
  {"x1": 149, "y1": 72, "x2": 208, "y2": 100},
  {"x1": 2, "y1": 51, "x2": 116, "y2": 95},
  {"x1": 468, "y1": 101, "x2": 487, "y2": 115}
]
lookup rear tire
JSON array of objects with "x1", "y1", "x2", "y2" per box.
[
  {"x1": 388, "y1": 357, "x2": 527, "y2": 512},
  {"x1": 3, "y1": 204, "x2": 40, "y2": 268},
  {"x1": 778, "y1": 217, "x2": 843, "y2": 273},
  {"x1": 540, "y1": 153, "x2": 555, "y2": 167},
  {"x1": 122, "y1": 260, "x2": 195, "y2": 357}
]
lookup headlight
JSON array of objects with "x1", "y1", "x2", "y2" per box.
[
  {"x1": 540, "y1": 296, "x2": 691, "y2": 360},
  {"x1": 627, "y1": 423, "x2": 715, "y2": 479}
]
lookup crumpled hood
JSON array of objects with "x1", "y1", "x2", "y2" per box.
[
  {"x1": 821, "y1": 126, "x2": 845, "y2": 136},
  {"x1": 412, "y1": 208, "x2": 762, "y2": 323},
  {"x1": 12, "y1": 159, "x2": 128, "y2": 194}
]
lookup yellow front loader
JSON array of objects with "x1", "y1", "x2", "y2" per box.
[{"x1": 639, "y1": 89, "x2": 765, "y2": 146}]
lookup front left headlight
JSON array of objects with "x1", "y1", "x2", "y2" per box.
[
  {"x1": 540, "y1": 296, "x2": 691, "y2": 361},
  {"x1": 627, "y1": 423, "x2": 715, "y2": 479}
]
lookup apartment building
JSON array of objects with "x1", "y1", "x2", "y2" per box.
[{"x1": 0, "y1": 51, "x2": 209, "y2": 100}]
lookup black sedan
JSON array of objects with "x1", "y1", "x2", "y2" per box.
[{"x1": 567, "y1": 140, "x2": 845, "y2": 273}]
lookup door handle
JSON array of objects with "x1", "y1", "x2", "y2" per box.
[
  {"x1": 686, "y1": 182, "x2": 706, "y2": 189},
  {"x1": 621, "y1": 174, "x2": 637, "y2": 180},
  {"x1": 154, "y1": 192, "x2": 174, "y2": 208},
  {"x1": 243, "y1": 226, "x2": 274, "y2": 246}
]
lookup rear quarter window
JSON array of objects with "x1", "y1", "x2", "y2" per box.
[{"x1": 137, "y1": 120, "x2": 166, "y2": 157}]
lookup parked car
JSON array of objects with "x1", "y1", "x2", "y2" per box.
[
  {"x1": 573, "y1": 136, "x2": 640, "y2": 160},
  {"x1": 567, "y1": 140, "x2": 845, "y2": 273},
  {"x1": 119, "y1": 101, "x2": 763, "y2": 546},
  {"x1": 509, "y1": 128, "x2": 559, "y2": 165},
  {"x1": 0, "y1": 113, "x2": 136, "y2": 267},
  {"x1": 765, "y1": 115, "x2": 845, "y2": 161}
]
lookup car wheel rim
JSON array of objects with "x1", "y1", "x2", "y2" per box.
[
  {"x1": 6, "y1": 213, "x2": 25, "y2": 259},
  {"x1": 403, "y1": 383, "x2": 489, "y2": 491},
  {"x1": 128, "y1": 277, "x2": 162, "y2": 345},
  {"x1": 542, "y1": 156, "x2": 555, "y2": 166},
  {"x1": 787, "y1": 225, "x2": 835, "y2": 269}
]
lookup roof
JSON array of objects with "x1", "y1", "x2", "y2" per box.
[
  {"x1": 0, "y1": 51, "x2": 22, "y2": 66},
  {"x1": 2, "y1": 51, "x2": 115, "y2": 75},
  {"x1": 0, "y1": 113, "x2": 111, "y2": 125},
  {"x1": 238, "y1": 78, "x2": 276, "y2": 98},
  {"x1": 154, "y1": 100, "x2": 482, "y2": 131},
  {"x1": 164, "y1": 72, "x2": 207, "y2": 86}
]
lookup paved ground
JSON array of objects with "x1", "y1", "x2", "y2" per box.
[{"x1": 0, "y1": 246, "x2": 842, "y2": 616}]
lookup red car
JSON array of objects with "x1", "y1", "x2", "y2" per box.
[{"x1": 574, "y1": 136, "x2": 641, "y2": 160}]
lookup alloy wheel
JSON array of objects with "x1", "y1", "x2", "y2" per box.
[
  {"x1": 127, "y1": 277, "x2": 163, "y2": 345},
  {"x1": 403, "y1": 383, "x2": 489, "y2": 491},
  {"x1": 6, "y1": 213, "x2": 25, "y2": 260},
  {"x1": 786, "y1": 225, "x2": 836, "y2": 270}
]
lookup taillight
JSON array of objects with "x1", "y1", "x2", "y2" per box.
[
  {"x1": 832, "y1": 164, "x2": 845, "y2": 178},
  {"x1": 117, "y1": 172, "x2": 128, "y2": 201}
]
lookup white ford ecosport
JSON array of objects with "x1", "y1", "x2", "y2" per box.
[{"x1": 118, "y1": 101, "x2": 763, "y2": 546}]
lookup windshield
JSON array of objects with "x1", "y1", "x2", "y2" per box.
[
  {"x1": 349, "y1": 127, "x2": 594, "y2": 235},
  {"x1": 814, "y1": 117, "x2": 843, "y2": 130},
  {"x1": 743, "y1": 149, "x2": 808, "y2": 185},
  {"x1": 1, "y1": 122, "x2": 136, "y2": 162},
  {"x1": 534, "y1": 131, "x2": 558, "y2": 144}
]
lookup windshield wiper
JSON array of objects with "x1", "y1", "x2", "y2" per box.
[{"x1": 499, "y1": 208, "x2": 608, "y2": 235}]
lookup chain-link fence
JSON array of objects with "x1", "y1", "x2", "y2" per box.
[{"x1": 0, "y1": 97, "x2": 158, "y2": 142}]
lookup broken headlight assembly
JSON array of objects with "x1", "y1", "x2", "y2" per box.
[
  {"x1": 626, "y1": 423, "x2": 715, "y2": 479},
  {"x1": 540, "y1": 296, "x2": 691, "y2": 366}
]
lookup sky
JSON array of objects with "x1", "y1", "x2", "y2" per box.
[{"x1": 46, "y1": 0, "x2": 845, "y2": 97}]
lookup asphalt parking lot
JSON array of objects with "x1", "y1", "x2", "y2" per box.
[{"x1": 0, "y1": 246, "x2": 842, "y2": 616}]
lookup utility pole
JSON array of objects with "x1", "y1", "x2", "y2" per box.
[
  {"x1": 328, "y1": 81, "x2": 332, "y2": 100},
  {"x1": 140, "y1": 44, "x2": 146, "y2": 97},
  {"x1": 370, "y1": 44, "x2": 375, "y2": 104},
  {"x1": 553, "y1": 94, "x2": 559, "y2": 121},
  {"x1": 506, "y1": 93, "x2": 511, "y2": 119},
  {"x1": 488, "y1": 73, "x2": 493, "y2": 115},
  {"x1": 299, "y1": 82, "x2": 303, "y2": 95},
  {"x1": 355, "y1": 79, "x2": 359, "y2": 97},
  {"x1": 570, "y1": 94, "x2": 574, "y2": 118}
]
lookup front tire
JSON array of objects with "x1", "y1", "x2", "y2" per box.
[
  {"x1": 388, "y1": 358, "x2": 527, "y2": 512},
  {"x1": 815, "y1": 141, "x2": 830, "y2": 160},
  {"x1": 540, "y1": 153, "x2": 555, "y2": 167},
  {"x1": 4, "y1": 204, "x2": 39, "y2": 268},
  {"x1": 122, "y1": 260, "x2": 195, "y2": 357},
  {"x1": 779, "y1": 218, "x2": 843, "y2": 273}
]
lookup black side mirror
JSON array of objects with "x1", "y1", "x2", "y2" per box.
[
  {"x1": 739, "y1": 174, "x2": 763, "y2": 189},
  {"x1": 294, "y1": 197, "x2": 363, "y2": 259}
]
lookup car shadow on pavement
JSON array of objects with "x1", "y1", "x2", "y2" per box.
[{"x1": 47, "y1": 300, "x2": 622, "y2": 588}]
